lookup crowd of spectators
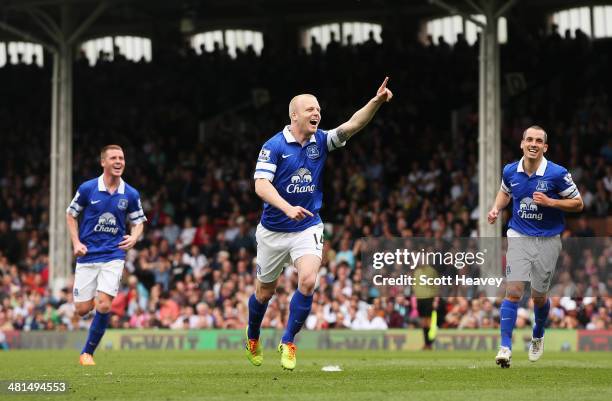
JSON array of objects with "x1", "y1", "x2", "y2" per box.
[{"x1": 0, "y1": 24, "x2": 610, "y2": 334}]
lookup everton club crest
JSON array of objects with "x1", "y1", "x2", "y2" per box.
[
  {"x1": 118, "y1": 198, "x2": 128, "y2": 210},
  {"x1": 536, "y1": 180, "x2": 548, "y2": 192},
  {"x1": 306, "y1": 144, "x2": 320, "y2": 159}
]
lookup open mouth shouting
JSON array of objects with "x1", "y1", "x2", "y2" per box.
[{"x1": 527, "y1": 147, "x2": 539, "y2": 156}]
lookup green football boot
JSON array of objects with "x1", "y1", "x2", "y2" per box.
[
  {"x1": 278, "y1": 342, "x2": 297, "y2": 370},
  {"x1": 245, "y1": 327, "x2": 263, "y2": 366}
]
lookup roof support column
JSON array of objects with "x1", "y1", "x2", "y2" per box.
[
  {"x1": 430, "y1": 0, "x2": 516, "y2": 290},
  {"x1": 0, "y1": 1, "x2": 108, "y2": 295}
]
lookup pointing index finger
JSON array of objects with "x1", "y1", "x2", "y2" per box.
[
  {"x1": 302, "y1": 207, "x2": 314, "y2": 217},
  {"x1": 378, "y1": 76, "x2": 389, "y2": 92}
]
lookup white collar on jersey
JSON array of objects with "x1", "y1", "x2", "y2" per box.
[
  {"x1": 517, "y1": 156, "x2": 547, "y2": 176},
  {"x1": 98, "y1": 175, "x2": 125, "y2": 194},
  {"x1": 283, "y1": 125, "x2": 317, "y2": 144}
]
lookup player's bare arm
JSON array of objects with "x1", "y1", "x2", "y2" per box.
[
  {"x1": 487, "y1": 190, "x2": 511, "y2": 224},
  {"x1": 254, "y1": 178, "x2": 313, "y2": 221},
  {"x1": 118, "y1": 222, "x2": 144, "y2": 250},
  {"x1": 532, "y1": 192, "x2": 584, "y2": 212},
  {"x1": 66, "y1": 213, "x2": 87, "y2": 256},
  {"x1": 335, "y1": 77, "x2": 393, "y2": 142}
]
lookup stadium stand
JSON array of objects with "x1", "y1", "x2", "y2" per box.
[{"x1": 0, "y1": 23, "x2": 610, "y2": 333}]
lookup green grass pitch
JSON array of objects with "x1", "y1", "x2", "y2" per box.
[{"x1": 1, "y1": 350, "x2": 610, "y2": 401}]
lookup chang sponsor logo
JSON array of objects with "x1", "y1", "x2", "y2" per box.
[
  {"x1": 286, "y1": 168, "x2": 316, "y2": 194},
  {"x1": 518, "y1": 197, "x2": 543, "y2": 220},
  {"x1": 94, "y1": 212, "x2": 119, "y2": 234}
]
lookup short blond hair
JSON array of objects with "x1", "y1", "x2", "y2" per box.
[
  {"x1": 288, "y1": 94, "x2": 317, "y2": 119},
  {"x1": 100, "y1": 144, "x2": 124, "y2": 160}
]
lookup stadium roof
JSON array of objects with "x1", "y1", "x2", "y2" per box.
[{"x1": 0, "y1": 0, "x2": 606, "y2": 43}]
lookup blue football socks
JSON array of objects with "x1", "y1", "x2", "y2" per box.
[
  {"x1": 281, "y1": 290, "x2": 313, "y2": 344},
  {"x1": 82, "y1": 310, "x2": 110, "y2": 355},
  {"x1": 500, "y1": 299, "x2": 518, "y2": 349},
  {"x1": 247, "y1": 294, "x2": 269, "y2": 340},
  {"x1": 533, "y1": 298, "x2": 550, "y2": 339}
]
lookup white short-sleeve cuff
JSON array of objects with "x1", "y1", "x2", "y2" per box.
[
  {"x1": 326, "y1": 129, "x2": 347, "y2": 151},
  {"x1": 500, "y1": 181, "x2": 511, "y2": 194},
  {"x1": 254, "y1": 171, "x2": 275, "y2": 181}
]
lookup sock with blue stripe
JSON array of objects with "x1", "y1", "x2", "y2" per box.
[
  {"x1": 82, "y1": 310, "x2": 110, "y2": 355},
  {"x1": 247, "y1": 294, "x2": 269, "y2": 340},
  {"x1": 500, "y1": 299, "x2": 518, "y2": 350},
  {"x1": 533, "y1": 298, "x2": 550, "y2": 339},
  {"x1": 281, "y1": 290, "x2": 313, "y2": 344}
]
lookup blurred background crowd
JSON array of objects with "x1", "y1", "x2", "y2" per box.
[{"x1": 0, "y1": 24, "x2": 610, "y2": 334}]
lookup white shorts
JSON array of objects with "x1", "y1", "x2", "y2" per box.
[
  {"x1": 255, "y1": 223, "x2": 324, "y2": 283},
  {"x1": 506, "y1": 229, "x2": 562, "y2": 293},
  {"x1": 73, "y1": 259, "x2": 124, "y2": 302}
]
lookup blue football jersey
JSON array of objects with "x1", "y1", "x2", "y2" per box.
[
  {"x1": 500, "y1": 157, "x2": 580, "y2": 236},
  {"x1": 66, "y1": 175, "x2": 147, "y2": 263},
  {"x1": 253, "y1": 126, "x2": 346, "y2": 232}
]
